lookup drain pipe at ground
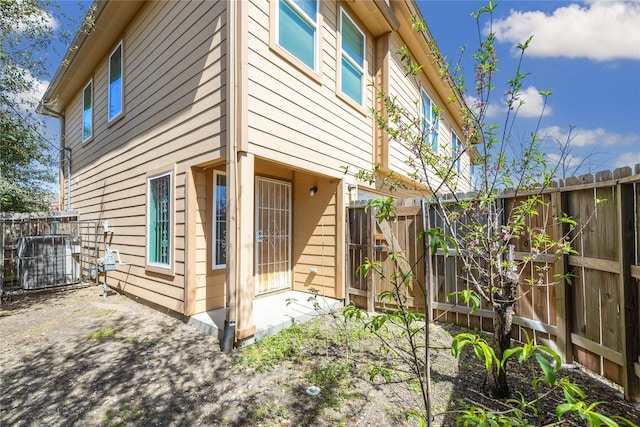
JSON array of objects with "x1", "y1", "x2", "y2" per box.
[{"x1": 221, "y1": 0, "x2": 238, "y2": 354}]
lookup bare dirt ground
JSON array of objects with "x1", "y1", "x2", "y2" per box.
[{"x1": 1, "y1": 285, "x2": 638, "y2": 426}]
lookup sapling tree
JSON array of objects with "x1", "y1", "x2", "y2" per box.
[
  {"x1": 345, "y1": 2, "x2": 616, "y2": 424},
  {"x1": 356, "y1": 0, "x2": 578, "y2": 397}
]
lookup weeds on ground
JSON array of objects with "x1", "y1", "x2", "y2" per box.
[
  {"x1": 101, "y1": 402, "x2": 146, "y2": 426},
  {"x1": 232, "y1": 308, "x2": 377, "y2": 425},
  {"x1": 86, "y1": 325, "x2": 118, "y2": 340},
  {"x1": 234, "y1": 323, "x2": 311, "y2": 372},
  {"x1": 95, "y1": 308, "x2": 115, "y2": 318}
]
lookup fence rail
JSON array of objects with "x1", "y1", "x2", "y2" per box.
[{"x1": 347, "y1": 165, "x2": 640, "y2": 402}]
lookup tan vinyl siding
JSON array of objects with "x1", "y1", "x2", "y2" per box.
[
  {"x1": 63, "y1": 1, "x2": 227, "y2": 312},
  {"x1": 386, "y1": 34, "x2": 474, "y2": 192},
  {"x1": 247, "y1": 0, "x2": 374, "y2": 178},
  {"x1": 292, "y1": 180, "x2": 338, "y2": 298},
  {"x1": 387, "y1": 33, "x2": 424, "y2": 178},
  {"x1": 193, "y1": 169, "x2": 225, "y2": 313}
]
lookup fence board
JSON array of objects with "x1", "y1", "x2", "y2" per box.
[{"x1": 346, "y1": 166, "x2": 640, "y2": 401}]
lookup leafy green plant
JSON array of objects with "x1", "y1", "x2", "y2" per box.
[{"x1": 453, "y1": 335, "x2": 636, "y2": 426}]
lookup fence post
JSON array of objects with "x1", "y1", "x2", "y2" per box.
[
  {"x1": 617, "y1": 175, "x2": 640, "y2": 401},
  {"x1": 344, "y1": 206, "x2": 351, "y2": 308},
  {"x1": 552, "y1": 190, "x2": 572, "y2": 364},
  {"x1": 0, "y1": 219, "x2": 4, "y2": 298},
  {"x1": 422, "y1": 199, "x2": 432, "y2": 323},
  {"x1": 367, "y1": 207, "x2": 376, "y2": 312}
]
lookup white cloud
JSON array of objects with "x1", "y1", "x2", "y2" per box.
[
  {"x1": 491, "y1": 1, "x2": 640, "y2": 61},
  {"x1": 540, "y1": 125, "x2": 640, "y2": 147},
  {"x1": 15, "y1": 3, "x2": 59, "y2": 33},
  {"x1": 614, "y1": 152, "x2": 640, "y2": 168},
  {"x1": 514, "y1": 86, "x2": 552, "y2": 118},
  {"x1": 465, "y1": 85, "x2": 552, "y2": 118},
  {"x1": 9, "y1": 67, "x2": 50, "y2": 114}
]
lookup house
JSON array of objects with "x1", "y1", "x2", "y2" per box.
[{"x1": 39, "y1": 0, "x2": 474, "y2": 343}]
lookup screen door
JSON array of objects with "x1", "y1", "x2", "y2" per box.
[{"x1": 255, "y1": 177, "x2": 291, "y2": 295}]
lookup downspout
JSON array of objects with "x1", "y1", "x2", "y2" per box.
[
  {"x1": 63, "y1": 137, "x2": 72, "y2": 211},
  {"x1": 222, "y1": 0, "x2": 238, "y2": 353},
  {"x1": 40, "y1": 105, "x2": 71, "y2": 212}
]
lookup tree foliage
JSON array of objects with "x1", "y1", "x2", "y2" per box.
[
  {"x1": 0, "y1": 0, "x2": 63, "y2": 212},
  {"x1": 344, "y1": 1, "x2": 622, "y2": 425}
]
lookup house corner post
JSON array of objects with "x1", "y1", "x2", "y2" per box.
[
  {"x1": 335, "y1": 180, "x2": 346, "y2": 301},
  {"x1": 183, "y1": 169, "x2": 196, "y2": 316},
  {"x1": 235, "y1": 152, "x2": 256, "y2": 341}
]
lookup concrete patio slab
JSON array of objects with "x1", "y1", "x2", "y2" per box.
[{"x1": 188, "y1": 290, "x2": 342, "y2": 346}]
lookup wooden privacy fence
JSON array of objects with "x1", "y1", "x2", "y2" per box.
[{"x1": 346, "y1": 166, "x2": 640, "y2": 401}]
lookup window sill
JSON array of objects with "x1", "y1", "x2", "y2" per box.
[
  {"x1": 145, "y1": 263, "x2": 175, "y2": 277},
  {"x1": 107, "y1": 112, "x2": 125, "y2": 127},
  {"x1": 336, "y1": 91, "x2": 368, "y2": 117},
  {"x1": 269, "y1": 44, "x2": 322, "y2": 85}
]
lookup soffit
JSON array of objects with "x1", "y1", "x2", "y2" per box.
[
  {"x1": 41, "y1": 1, "x2": 145, "y2": 115},
  {"x1": 347, "y1": 0, "x2": 399, "y2": 36}
]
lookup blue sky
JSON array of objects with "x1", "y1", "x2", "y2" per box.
[
  {"x1": 418, "y1": 0, "x2": 640, "y2": 177},
  {"x1": 39, "y1": 1, "x2": 639, "y2": 180}
]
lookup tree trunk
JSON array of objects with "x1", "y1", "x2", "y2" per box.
[{"x1": 483, "y1": 279, "x2": 518, "y2": 398}]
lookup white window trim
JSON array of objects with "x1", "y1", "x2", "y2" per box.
[
  {"x1": 146, "y1": 168, "x2": 174, "y2": 275},
  {"x1": 108, "y1": 40, "x2": 124, "y2": 123},
  {"x1": 339, "y1": 7, "x2": 366, "y2": 106},
  {"x1": 421, "y1": 88, "x2": 439, "y2": 153},
  {"x1": 275, "y1": 0, "x2": 319, "y2": 73},
  {"x1": 212, "y1": 171, "x2": 226, "y2": 269},
  {"x1": 82, "y1": 79, "x2": 93, "y2": 143},
  {"x1": 452, "y1": 131, "x2": 461, "y2": 173}
]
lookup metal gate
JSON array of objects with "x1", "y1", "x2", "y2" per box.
[{"x1": 255, "y1": 177, "x2": 291, "y2": 295}]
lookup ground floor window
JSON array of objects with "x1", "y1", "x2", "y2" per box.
[
  {"x1": 147, "y1": 170, "x2": 172, "y2": 269},
  {"x1": 213, "y1": 171, "x2": 226, "y2": 268}
]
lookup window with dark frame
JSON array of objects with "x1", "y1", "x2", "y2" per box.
[{"x1": 82, "y1": 80, "x2": 92, "y2": 142}]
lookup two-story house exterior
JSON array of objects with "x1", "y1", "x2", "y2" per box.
[{"x1": 40, "y1": 0, "x2": 474, "y2": 342}]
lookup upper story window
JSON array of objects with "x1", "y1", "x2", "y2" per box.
[
  {"x1": 451, "y1": 132, "x2": 461, "y2": 173},
  {"x1": 108, "y1": 41, "x2": 123, "y2": 122},
  {"x1": 213, "y1": 171, "x2": 227, "y2": 268},
  {"x1": 339, "y1": 8, "x2": 365, "y2": 106},
  {"x1": 82, "y1": 80, "x2": 92, "y2": 142},
  {"x1": 277, "y1": 0, "x2": 318, "y2": 71},
  {"x1": 147, "y1": 169, "x2": 173, "y2": 271},
  {"x1": 421, "y1": 89, "x2": 439, "y2": 152}
]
